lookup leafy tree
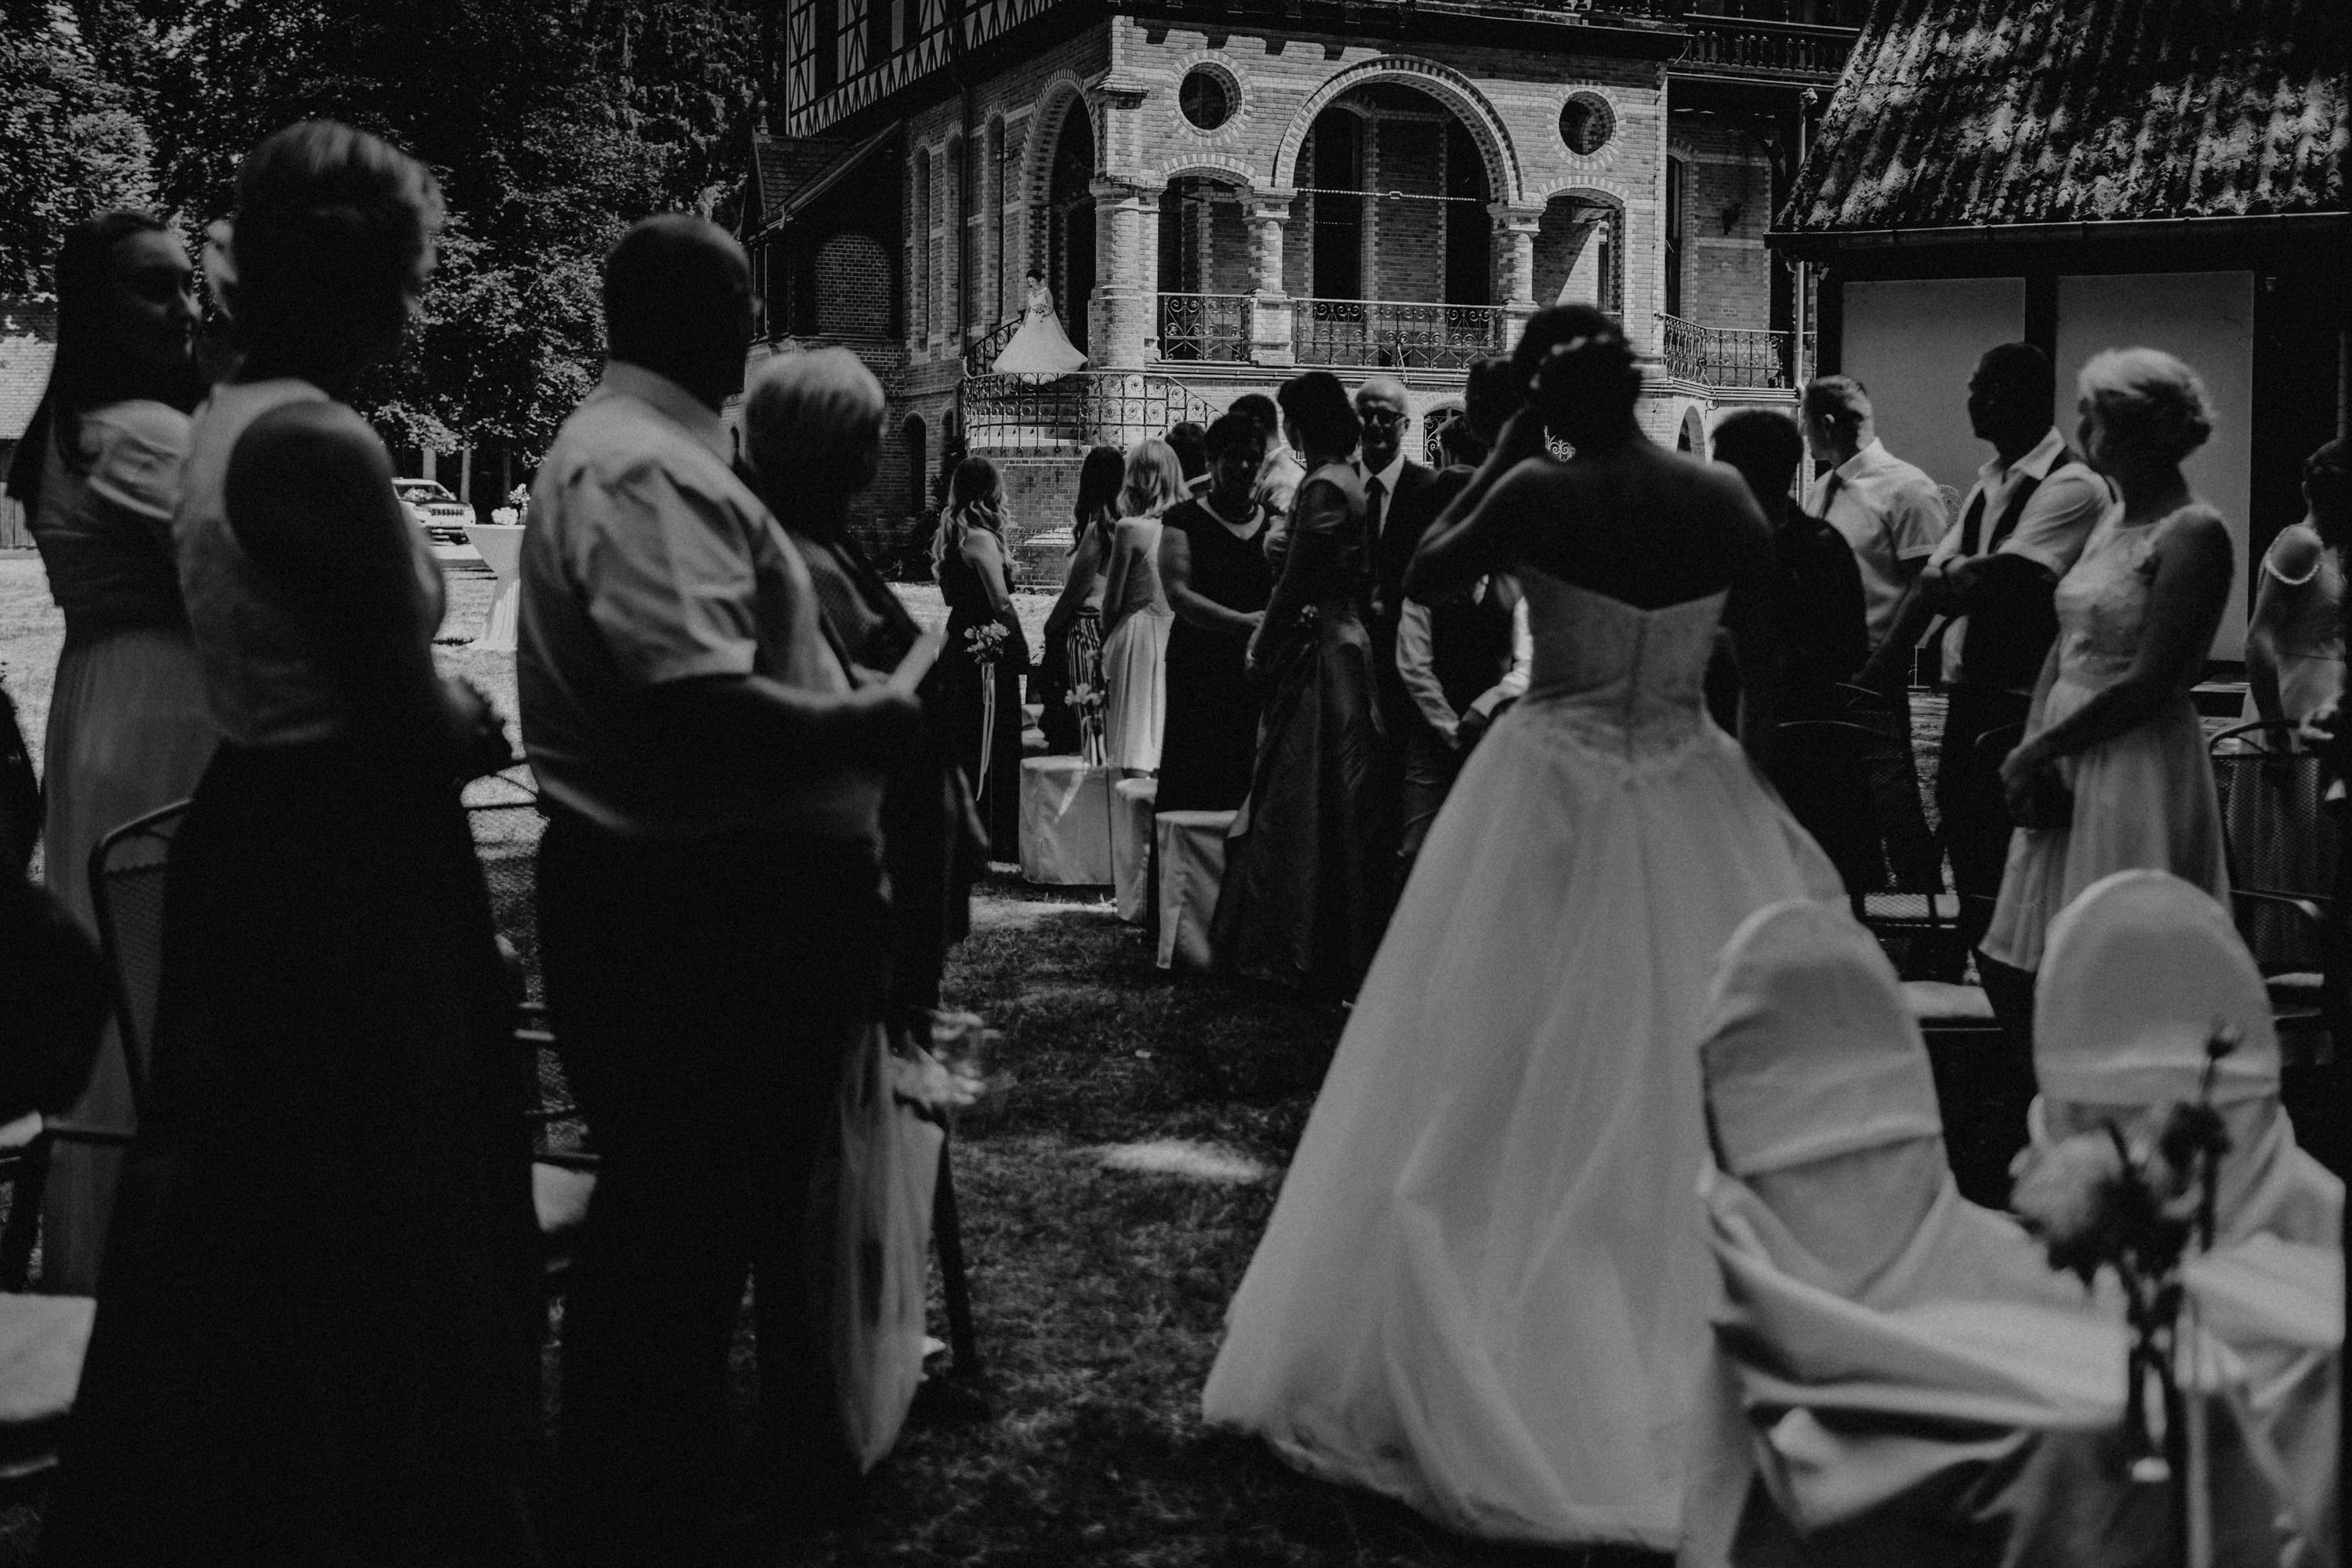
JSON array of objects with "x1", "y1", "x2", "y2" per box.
[{"x1": 0, "y1": 0, "x2": 159, "y2": 297}]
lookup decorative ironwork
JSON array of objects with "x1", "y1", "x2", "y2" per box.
[
  {"x1": 1294, "y1": 299, "x2": 1505, "y2": 372},
  {"x1": 1657, "y1": 313, "x2": 1794, "y2": 389},
  {"x1": 962, "y1": 370, "x2": 1221, "y2": 452},
  {"x1": 1157, "y1": 293, "x2": 1252, "y2": 363},
  {"x1": 1675, "y1": 16, "x2": 1857, "y2": 80},
  {"x1": 964, "y1": 317, "x2": 1022, "y2": 377}
]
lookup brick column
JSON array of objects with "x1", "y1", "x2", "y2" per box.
[
  {"x1": 1248, "y1": 191, "x2": 1297, "y2": 366},
  {"x1": 1492, "y1": 202, "x2": 1543, "y2": 347},
  {"x1": 1090, "y1": 179, "x2": 1158, "y2": 370}
]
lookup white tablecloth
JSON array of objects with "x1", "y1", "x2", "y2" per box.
[
  {"x1": 464, "y1": 524, "x2": 525, "y2": 654},
  {"x1": 1112, "y1": 777, "x2": 1157, "y2": 924}
]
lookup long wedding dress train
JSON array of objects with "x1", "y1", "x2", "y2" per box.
[
  {"x1": 1203, "y1": 570, "x2": 1842, "y2": 1548},
  {"x1": 991, "y1": 280, "x2": 1087, "y2": 377}
]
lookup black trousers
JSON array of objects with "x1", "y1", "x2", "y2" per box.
[
  {"x1": 537, "y1": 810, "x2": 887, "y2": 1561},
  {"x1": 1936, "y1": 684, "x2": 2033, "y2": 951}
]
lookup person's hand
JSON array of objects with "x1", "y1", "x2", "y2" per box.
[
  {"x1": 2299, "y1": 699, "x2": 2347, "y2": 757},
  {"x1": 1451, "y1": 710, "x2": 1484, "y2": 752},
  {"x1": 841, "y1": 684, "x2": 923, "y2": 764},
  {"x1": 2000, "y1": 738, "x2": 2064, "y2": 826},
  {"x1": 1936, "y1": 555, "x2": 1990, "y2": 608},
  {"x1": 439, "y1": 677, "x2": 516, "y2": 780},
  {"x1": 1240, "y1": 610, "x2": 1266, "y2": 638}
]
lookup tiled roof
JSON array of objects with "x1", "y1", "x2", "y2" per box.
[
  {"x1": 749, "y1": 132, "x2": 868, "y2": 230},
  {"x1": 0, "y1": 303, "x2": 58, "y2": 445},
  {"x1": 1779, "y1": 0, "x2": 2348, "y2": 238}
]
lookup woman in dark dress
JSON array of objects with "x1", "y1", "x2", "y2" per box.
[
  {"x1": 934, "y1": 456, "x2": 1029, "y2": 857},
  {"x1": 1157, "y1": 412, "x2": 1272, "y2": 811},
  {"x1": 38, "y1": 122, "x2": 539, "y2": 1566},
  {"x1": 1211, "y1": 372, "x2": 1385, "y2": 998}
]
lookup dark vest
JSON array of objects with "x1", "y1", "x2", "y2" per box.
[
  {"x1": 1430, "y1": 589, "x2": 1516, "y2": 714},
  {"x1": 1948, "y1": 458, "x2": 2092, "y2": 692}
]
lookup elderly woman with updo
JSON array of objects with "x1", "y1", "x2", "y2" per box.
[
  {"x1": 40, "y1": 122, "x2": 539, "y2": 1566},
  {"x1": 1980, "y1": 348, "x2": 2234, "y2": 1005}
]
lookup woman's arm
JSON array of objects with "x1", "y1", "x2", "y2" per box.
[
  {"x1": 961, "y1": 527, "x2": 1016, "y2": 618},
  {"x1": 2241, "y1": 528, "x2": 2320, "y2": 730},
  {"x1": 1042, "y1": 524, "x2": 1105, "y2": 641},
  {"x1": 2002, "y1": 509, "x2": 2233, "y2": 789},
  {"x1": 1713, "y1": 473, "x2": 1784, "y2": 765},
  {"x1": 1161, "y1": 524, "x2": 1261, "y2": 641},
  {"x1": 1406, "y1": 405, "x2": 1552, "y2": 602},
  {"x1": 1099, "y1": 522, "x2": 1138, "y2": 643},
  {"x1": 225, "y1": 401, "x2": 505, "y2": 772},
  {"x1": 1248, "y1": 480, "x2": 1343, "y2": 673}
]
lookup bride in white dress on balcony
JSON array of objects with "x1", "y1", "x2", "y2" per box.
[
  {"x1": 991, "y1": 271, "x2": 1087, "y2": 378},
  {"x1": 1201, "y1": 307, "x2": 1842, "y2": 1549}
]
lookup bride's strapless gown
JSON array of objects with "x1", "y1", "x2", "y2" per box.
[{"x1": 1203, "y1": 572, "x2": 1842, "y2": 1548}]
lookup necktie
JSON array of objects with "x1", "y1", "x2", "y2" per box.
[
  {"x1": 1813, "y1": 470, "x2": 1843, "y2": 524},
  {"x1": 1367, "y1": 477, "x2": 1387, "y2": 543}
]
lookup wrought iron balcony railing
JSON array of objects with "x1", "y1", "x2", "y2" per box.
[
  {"x1": 962, "y1": 369, "x2": 1221, "y2": 452},
  {"x1": 1158, "y1": 293, "x2": 1253, "y2": 364},
  {"x1": 1294, "y1": 298, "x2": 1506, "y2": 372},
  {"x1": 964, "y1": 318, "x2": 1022, "y2": 377},
  {"x1": 1657, "y1": 313, "x2": 1795, "y2": 389}
]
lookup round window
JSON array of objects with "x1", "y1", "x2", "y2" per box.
[
  {"x1": 1179, "y1": 67, "x2": 1234, "y2": 132},
  {"x1": 1559, "y1": 92, "x2": 1614, "y2": 156}
]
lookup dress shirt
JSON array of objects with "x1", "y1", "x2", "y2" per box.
[
  {"x1": 1803, "y1": 437, "x2": 1946, "y2": 647},
  {"x1": 1363, "y1": 450, "x2": 1407, "y2": 541},
  {"x1": 1927, "y1": 428, "x2": 2109, "y2": 690},
  {"x1": 519, "y1": 361, "x2": 880, "y2": 843},
  {"x1": 1395, "y1": 580, "x2": 1534, "y2": 745}
]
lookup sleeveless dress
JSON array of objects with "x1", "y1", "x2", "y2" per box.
[
  {"x1": 26, "y1": 399, "x2": 218, "y2": 1293},
  {"x1": 2241, "y1": 522, "x2": 2346, "y2": 724},
  {"x1": 1098, "y1": 516, "x2": 1173, "y2": 772},
  {"x1": 2229, "y1": 523, "x2": 2343, "y2": 964},
  {"x1": 1980, "y1": 504, "x2": 2231, "y2": 974},
  {"x1": 1156, "y1": 497, "x2": 1272, "y2": 812},
  {"x1": 1203, "y1": 572, "x2": 1841, "y2": 1548},
  {"x1": 1210, "y1": 461, "x2": 1385, "y2": 997},
  {"x1": 38, "y1": 379, "x2": 542, "y2": 1566},
  {"x1": 937, "y1": 529, "x2": 1029, "y2": 857}
]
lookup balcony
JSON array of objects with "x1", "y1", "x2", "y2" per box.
[
  {"x1": 962, "y1": 369, "x2": 1221, "y2": 452},
  {"x1": 1657, "y1": 313, "x2": 1795, "y2": 389},
  {"x1": 1294, "y1": 299, "x2": 1507, "y2": 371},
  {"x1": 1671, "y1": 16, "x2": 1858, "y2": 82},
  {"x1": 1158, "y1": 293, "x2": 1252, "y2": 364}
]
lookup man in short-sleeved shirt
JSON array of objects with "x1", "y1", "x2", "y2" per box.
[
  {"x1": 1801, "y1": 377, "x2": 1947, "y2": 648},
  {"x1": 1921, "y1": 426, "x2": 2108, "y2": 691},
  {"x1": 521, "y1": 216, "x2": 914, "y2": 1559}
]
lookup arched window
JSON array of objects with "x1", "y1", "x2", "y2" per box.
[
  {"x1": 943, "y1": 134, "x2": 964, "y2": 346},
  {"x1": 985, "y1": 117, "x2": 1006, "y2": 327},
  {"x1": 1665, "y1": 154, "x2": 1686, "y2": 320}
]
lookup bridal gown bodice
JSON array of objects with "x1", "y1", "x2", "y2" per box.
[{"x1": 1515, "y1": 568, "x2": 1727, "y2": 761}]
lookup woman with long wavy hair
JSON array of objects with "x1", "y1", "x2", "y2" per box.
[
  {"x1": 933, "y1": 455, "x2": 1030, "y2": 855},
  {"x1": 1037, "y1": 444, "x2": 1122, "y2": 760},
  {"x1": 1098, "y1": 438, "x2": 1185, "y2": 778},
  {"x1": 38, "y1": 122, "x2": 540, "y2": 1566},
  {"x1": 2, "y1": 209, "x2": 215, "y2": 1294}
]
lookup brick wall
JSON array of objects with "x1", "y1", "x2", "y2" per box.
[
  {"x1": 1366, "y1": 114, "x2": 1447, "y2": 304},
  {"x1": 815, "y1": 233, "x2": 895, "y2": 337},
  {"x1": 1668, "y1": 114, "x2": 1775, "y2": 331}
]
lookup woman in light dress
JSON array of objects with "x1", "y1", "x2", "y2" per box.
[
  {"x1": 2, "y1": 211, "x2": 216, "y2": 1294},
  {"x1": 1203, "y1": 309, "x2": 1839, "y2": 1548},
  {"x1": 1038, "y1": 445, "x2": 1122, "y2": 761},
  {"x1": 989, "y1": 270, "x2": 1087, "y2": 378},
  {"x1": 1098, "y1": 439, "x2": 1185, "y2": 776},
  {"x1": 1982, "y1": 348, "x2": 2234, "y2": 1010}
]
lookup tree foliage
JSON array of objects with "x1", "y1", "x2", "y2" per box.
[
  {"x1": 4, "y1": 0, "x2": 766, "y2": 466},
  {"x1": 0, "y1": 1, "x2": 160, "y2": 298}
]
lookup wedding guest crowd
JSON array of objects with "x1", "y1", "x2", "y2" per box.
[{"x1": 7, "y1": 106, "x2": 2344, "y2": 1568}]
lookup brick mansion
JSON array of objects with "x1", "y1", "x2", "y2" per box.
[{"x1": 737, "y1": 0, "x2": 1865, "y2": 560}]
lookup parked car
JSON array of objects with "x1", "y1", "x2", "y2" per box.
[{"x1": 393, "y1": 478, "x2": 476, "y2": 545}]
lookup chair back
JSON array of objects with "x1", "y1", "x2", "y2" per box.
[
  {"x1": 86, "y1": 800, "x2": 190, "y2": 1121},
  {"x1": 2209, "y1": 721, "x2": 2336, "y2": 896},
  {"x1": 1700, "y1": 900, "x2": 1948, "y2": 1293}
]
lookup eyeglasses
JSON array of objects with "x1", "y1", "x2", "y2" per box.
[{"x1": 1359, "y1": 408, "x2": 1408, "y2": 429}]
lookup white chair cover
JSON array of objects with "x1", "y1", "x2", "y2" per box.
[
  {"x1": 1687, "y1": 900, "x2": 2180, "y2": 1568},
  {"x1": 1018, "y1": 757, "x2": 1113, "y2": 885},
  {"x1": 1111, "y1": 776, "x2": 1156, "y2": 924},
  {"x1": 1155, "y1": 810, "x2": 1233, "y2": 971},
  {"x1": 2027, "y1": 869, "x2": 2342, "y2": 1562}
]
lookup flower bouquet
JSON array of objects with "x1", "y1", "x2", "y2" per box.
[
  {"x1": 1069, "y1": 681, "x2": 1107, "y2": 765},
  {"x1": 2009, "y1": 1026, "x2": 2237, "y2": 1501},
  {"x1": 964, "y1": 621, "x2": 1011, "y2": 666}
]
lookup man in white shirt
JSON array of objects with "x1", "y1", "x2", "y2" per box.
[
  {"x1": 1800, "y1": 376, "x2": 1948, "y2": 651},
  {"x1": 520, "y1": 214, "x2": 917, "y2": 1560},
  {"x1": 1860, "y1": 343, "x2": 2109, "y2": 947}
]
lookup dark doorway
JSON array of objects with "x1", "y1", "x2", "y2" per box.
[
  {"x1": 1047, "y1": 97, "x2": 1096, "y2": 356},
  {"x1": 1310, "y1": 113, "x2": 1363, "y2": 301},
  {"x1": 1443, "y1": 120, "x2": 1491, "y2": 306}
]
